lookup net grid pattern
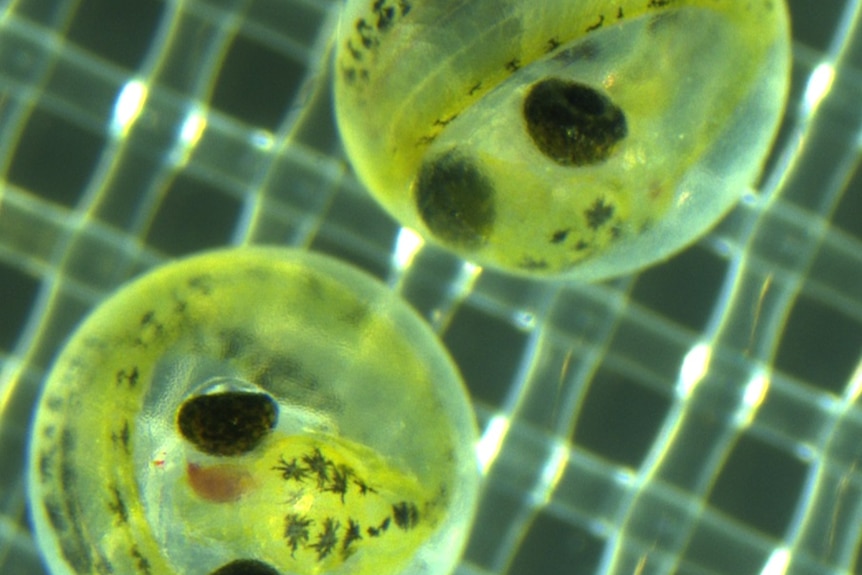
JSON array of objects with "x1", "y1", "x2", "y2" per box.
[{"x1": 0, "y1": 1, "x2": 860, "y2": 574}]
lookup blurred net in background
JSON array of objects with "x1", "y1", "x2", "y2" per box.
[{"x1": 1, "y1": 1, "x2": 861, "y2": 574}]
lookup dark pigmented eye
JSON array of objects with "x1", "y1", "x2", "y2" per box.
[
  {"x1": 523, "y1": 78, "x2": 627, "y2": 166},
  {"x1": 210, "y1": 559, "x2": 281, "y2": 575},
  {"x1": 177, "y1": 391, "x2": 278, "y2": 456},
  {"x1": 413, "y1": 151, "x2": 496, "y2": 250}
]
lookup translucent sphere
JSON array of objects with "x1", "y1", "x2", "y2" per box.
[
  {"x1": 334, "y1": 0, "x2": 791, "y2": 281},
  {"x1": 28, "y1": 247, "x2": 479, "y2": 575}
]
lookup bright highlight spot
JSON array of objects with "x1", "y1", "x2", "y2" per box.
[
  {"x1": 677, "y1": 343, "x2": 711, "y2": 399},
  {"x1": 760, "y1": 546, "x2": 790, "y2": 575},
  {"x1": 735, "y1": 370, "x2": 769, "y2": 427},
  {"x1": 110, "y1": 80, "x2": 147, "y2": 138},
  {"x1": 794, "y1": 443, "x2": 817, "y2": 462},
  {"x1": 392, "y1": 227, "x2": 425, "y2": 271},
  {"x1": 476, "y1": 414, "x2": 510, "y2": 473},
  {"x1": 803, "y1": 63, "x2": 835, "y2": 115},
  {"x1": 180, "y1": 111, "x2": 206, "y2": 147},
  {"x1": 530, "y1": 441, "x2": 568, "y2": 506},
  {"x1": 450, "y1": 260, "x2": 481, "y2": 298},
  {"x1": 843, "y1": 357, "x2": 862, "y2": 403},
  {"x1": 513, "y1": 311, "x2": 536, "y2": 331},
  {"x1": 250, "y1": 129, "x2": 274, "y2": 151},
  {"x1": 170, "y1": 108, "x2": 207, "y2": 167},
  {"x1": 613, "y1": 468, "x2": 636, "y2": 486}
]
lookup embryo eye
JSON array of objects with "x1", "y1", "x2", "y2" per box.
[
  {"x1": 177, "y1": 391, "x2": 278, "y2": 457},
  {"x1": 414, "y1": 150, "x2": 496, "y2": 250},
  {"x1": 523, "y1": 78, "x2": 627, "y2": 167}
]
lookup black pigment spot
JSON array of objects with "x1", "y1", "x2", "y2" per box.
[
  {"x1": 367, "y1": 516, "x2": 390, "y2": 537},
  {"x1": 392, "y1": 501, "x2": 420, "y2": 530},
  {"x1": 130, "y1": 546, "x2": 152, "y2": 575},
  {"x1": 210, "y1": 559, "x2": 280, "y2": 575},
  {"x1": 253, "y1": 356, "x2": 304, "y2": 389},
  {"x1": 551, "y1": 229, "x2": 569, "y2": 244},
  {"x1": 109, "y1": 485, "x2": 129, "y2": 523},
  {"x1": 116, "y1": 366, "x2": 139, "y2": 387},
  {"x1": 342, "y1": 519, "x2": 362, "y2": 557},
  {"x1": 303, "y1": 447, "x2": 331, "y2": 487},
  {"x1": 325, "y1": 465, "x2": 351, "y2": 502},
  {"x1": 220, "y1": 329, "x2": 252, "y2": 359},
  {"x1": 61, "y1": 428, "x2": 76, "y2": 450},
  {"x1": 414, "y1": 151, "x2": 496, "y2": 249},
  {"x1": 39, "y1": 452, "x2": 53, "y2": 480},
  {"x1": 586, "y1": 14, "x2": 604, "y2": 31},
  {"x1": 518, "y1": 257, "x2": 549, "y2": 271},
  {"x1": 524, "y1": 78, "x2": 627, "y2": 166},
  {"x1": 60, "y1": 463, "x2": 76, "y2": 488},
  {"x1": 60, "y1": 538, "x2": 92, "y2": 574},
  {"x1": 556, "y1": 40, "x2": 600, "y2": 63},
  {"x1": 187, "y1": 274, "x2": 214, "y2": 294},
  {"x1": 284, "y1": 513, "x2": 313, "y2": 555},
  {"x1": 44, "y1": 501, "x2": 66, "y2": 531},
  {"x1": 177, "y1": 391, "x2": 277, "y2": 456},
  {"x1": 310, "y1": 518, "x2": 340, "y2": 560},
  {"x1": 584, "y1": 198, "x2": 615, "y2": 230},
  {"x1": 274, "y1": 456, "x2": 309, "y2": 482},
  {"x1": 111, "y1": 420, "x2": 131, "y2": 452},
  {"x1": 648, "y1": 0, "x2": 672, "y2": 10},
  {"x1": 46, "y1": 395, "x2": 65, "y2": 411}
]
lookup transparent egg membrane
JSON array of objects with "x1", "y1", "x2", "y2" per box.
[
  {"x1": 28, "y1": 248, "x2": 478, "y2": 575},
  {"x1": 334, "y1": 0, "x2": 791, "y2": 280}
]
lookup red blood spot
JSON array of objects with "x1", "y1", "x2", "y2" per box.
[{"x1": 187, "y1": 462, "x2": 253, "y2": 503}]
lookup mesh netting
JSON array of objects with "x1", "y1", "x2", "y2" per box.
[{"x1": 1, "y1": 1, "x2": 861, "y2": 574}]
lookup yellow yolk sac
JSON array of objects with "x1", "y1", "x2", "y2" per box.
[{"x1": 176, "y1": 435, "x2": 439, "y2": 574}]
